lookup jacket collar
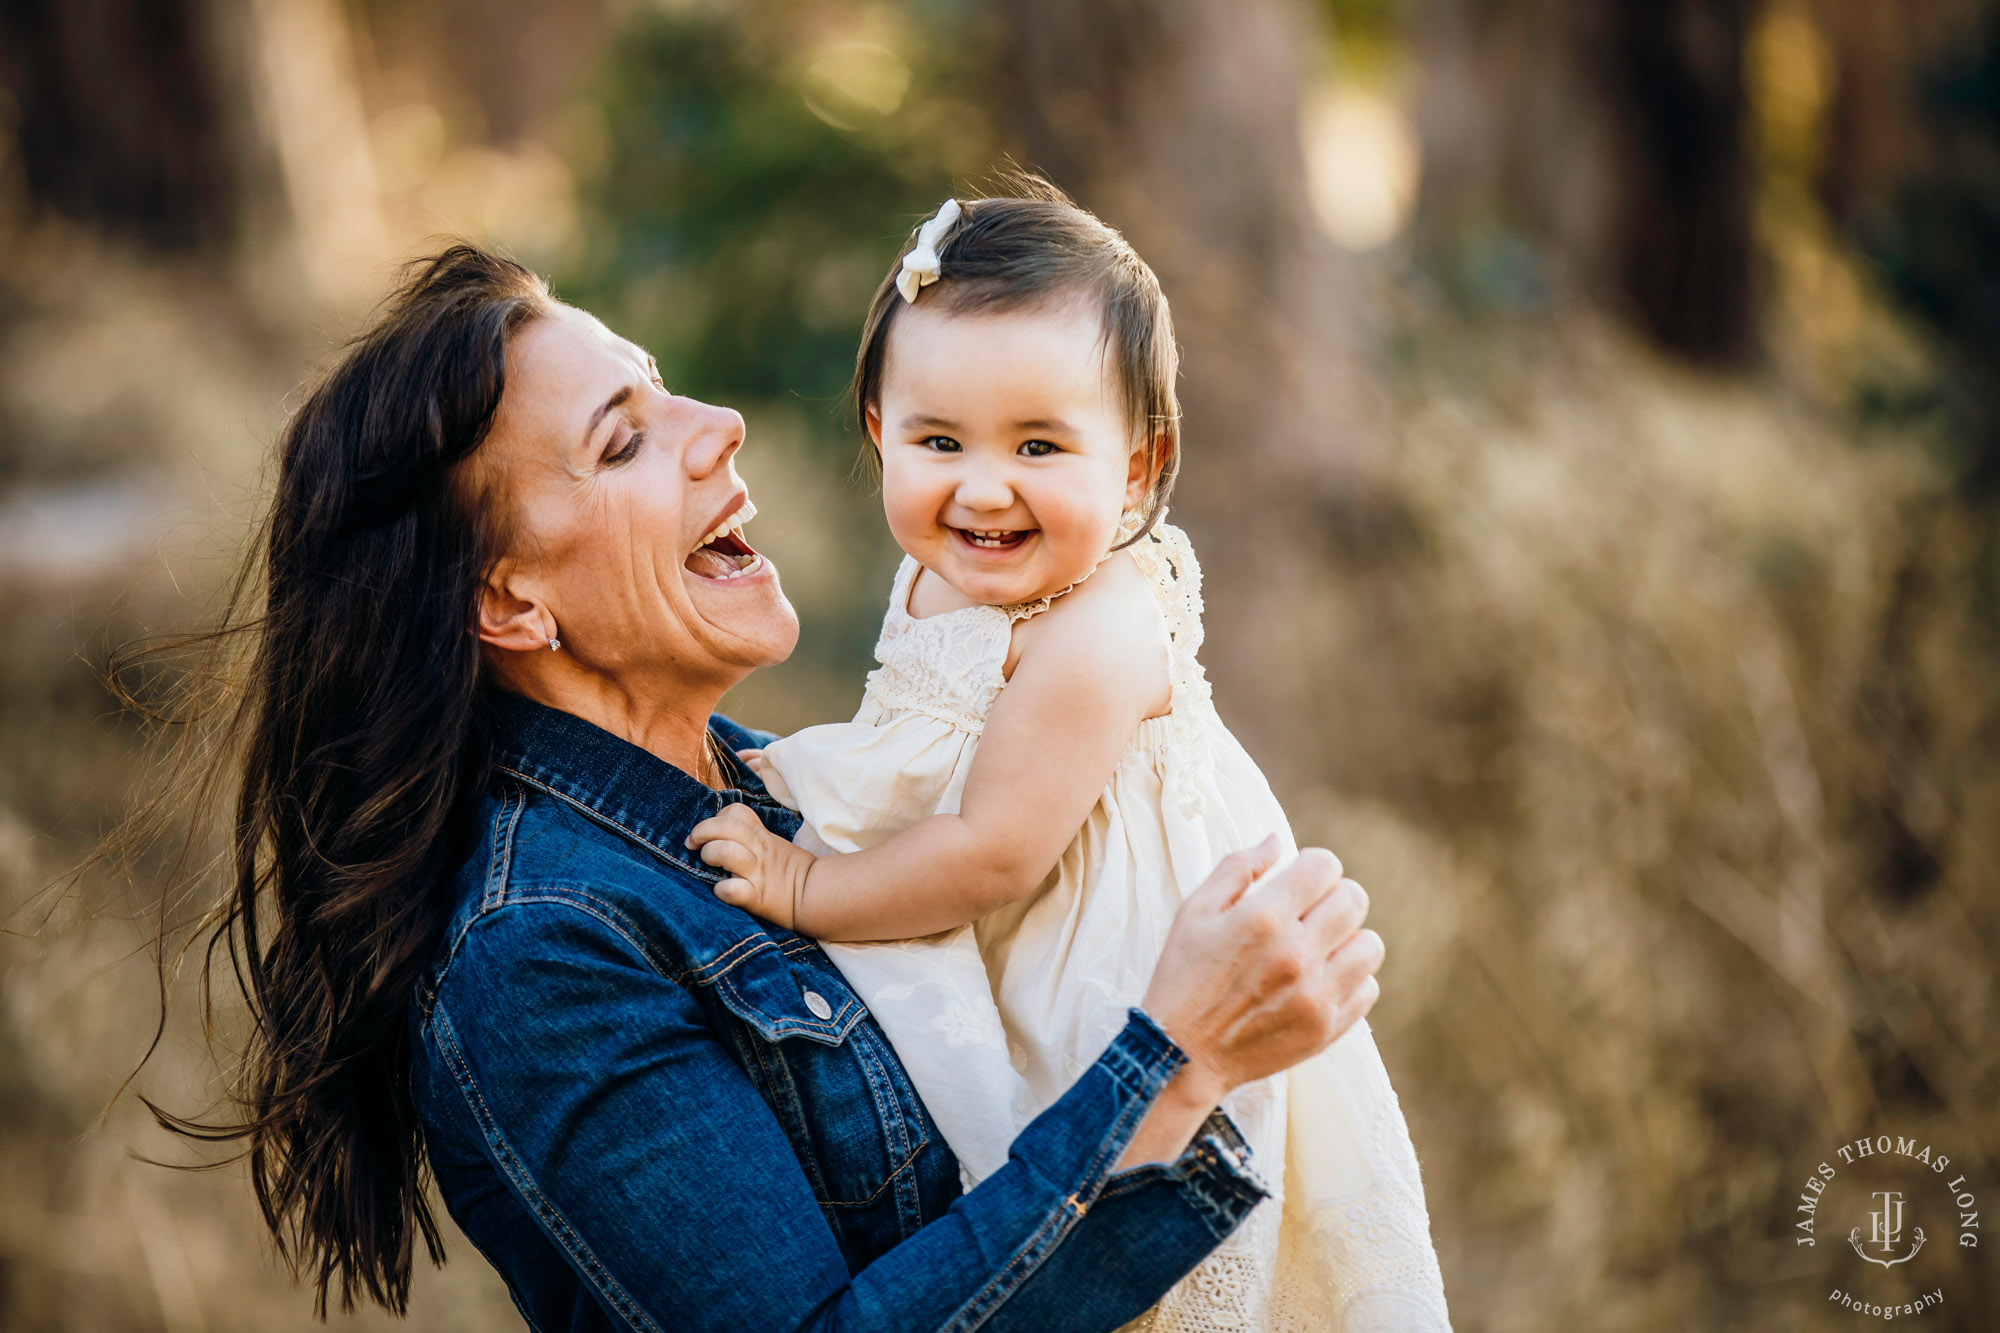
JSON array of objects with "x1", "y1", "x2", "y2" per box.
[{"x1": 485, "y1": 688, "x2": 801, "y2": 882}]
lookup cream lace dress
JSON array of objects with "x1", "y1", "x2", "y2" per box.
[{"x1": 758, "y1": 522, "x2": 1452, "y2": 1332}]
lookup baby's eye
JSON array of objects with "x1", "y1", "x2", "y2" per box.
[
  {"x1": 922, "y1": 435, "x2": 962, "y2": 453},
  {"x1": 1019, "y1": 440, "x2": 1060, "y2": 457}
]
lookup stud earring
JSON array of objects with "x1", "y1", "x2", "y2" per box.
[{"x1": 548, "y1": 636, "x2": 561, "y2": 651}]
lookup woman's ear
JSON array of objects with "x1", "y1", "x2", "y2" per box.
[
  {"x1": 864, "y1": 404, "x2": 885, "y2": 453},
  {"x1": 477, "y1": 561, "x2": 557, "y2": 653}
]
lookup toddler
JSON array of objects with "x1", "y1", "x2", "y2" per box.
[{"x1": 689, "y1": 184, "x2": 1451, "y2": 1332}]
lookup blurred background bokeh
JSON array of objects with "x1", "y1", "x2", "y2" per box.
[{"x1": 1, "y1": 0, "x2": 1996, "y2": 1329}]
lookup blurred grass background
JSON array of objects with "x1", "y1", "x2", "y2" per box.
[{"x1": 1, "y1": 0, "x2": 1996, "y2": 1329}]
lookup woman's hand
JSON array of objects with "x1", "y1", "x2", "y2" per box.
[{"x1": 1117, "y1": 835, "x2": 1383, "y2": 1170}]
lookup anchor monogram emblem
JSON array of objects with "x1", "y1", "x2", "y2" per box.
[{"x1": 1849, "y1": 1190, "x2": 1926, "y2": 1268}]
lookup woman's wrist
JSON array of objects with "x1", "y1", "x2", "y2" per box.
[{"x1": 1112, "y1": 1032, "x2": 1229, "y2": 1172}]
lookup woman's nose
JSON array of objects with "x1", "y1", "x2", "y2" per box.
[{"x1": 683, "y1": 399, "x2": 745, "y2": 478}]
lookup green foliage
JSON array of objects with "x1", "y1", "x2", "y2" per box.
[{"x1": 558, "y1": 5, "x2": 979, "y2": 429}]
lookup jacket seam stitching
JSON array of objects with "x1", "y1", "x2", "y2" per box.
[
  {"x1": 942, "y1": 1064, "x2": 1163, "y2": 1331},
  {"x1": 483, "y1": 787, "x2": 525, "y2": 911},
  {"x1": 433, "y1": 1004, "x2": 665, "y2": 1333},
  {"x1": 437, "y1": 788, "x2": 525, "y2": 978},
  {"x1": 812, "y1": 1131, "x2": 930, "y2": 1207},
  {"x1": 497, "y1": 890, "x2": 679, "y2": 977},
  {"x1": 496, "y1": 762, "x2": 728, "y2": 882},
  {"x1": 486, "y1": 773, "x2": 840, "y2": 1003},
  {"x1": 467, "y1": 890, "x2": 859, "y2": 1043}
]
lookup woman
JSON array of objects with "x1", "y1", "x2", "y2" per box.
[{"x1": 153, "y1": 245, "x2": 1385, "y2": 1331}]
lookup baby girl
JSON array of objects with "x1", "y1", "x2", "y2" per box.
[{"x1": 689, "y1": 182, "x2": 1451, "y2": 1332}]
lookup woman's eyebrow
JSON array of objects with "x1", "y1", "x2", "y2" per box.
[
  {"x1": 900, "y1": 413, "x2": 959, "y2": 431},
  {"x1": 583, "y1": 385, "x2": 634, "y2": 450},
  {"x1": 1012, "y1": 418, "x2": 1074, "y2": 433}
]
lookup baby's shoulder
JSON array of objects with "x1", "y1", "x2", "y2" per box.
[{"x1": 1005, "y1": 550, "x2": 1170, "y2": 683}]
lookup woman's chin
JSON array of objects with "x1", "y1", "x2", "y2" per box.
[{"x1": 680, "y1": 556, "x2": 799, "y2": 666}]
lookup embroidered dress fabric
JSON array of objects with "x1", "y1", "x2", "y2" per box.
[{"x1": 758, "y1": 522, "x2": 1452, "y2": 1332}]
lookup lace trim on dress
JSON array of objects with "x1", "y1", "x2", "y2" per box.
[
  {"x1": 1123, "y1": 516, "x2": 1217, "y2": 818},
  {"x1": 863, "y1": 558, "x2": 1012, "y2": 733},
  {"x1": 998, "y1": 555, "x2": 1107, "y2": 623}
]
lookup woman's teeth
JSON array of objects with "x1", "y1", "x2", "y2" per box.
[
  {"x1": 687, "y1": 549, "x2": 763, "y2": 579},
  {"x1": 698, "y1": 499, "x2": 757, "y2": 549},
  {"x1": 685, "y1": 499, "x2": 763, "y2": 579}
]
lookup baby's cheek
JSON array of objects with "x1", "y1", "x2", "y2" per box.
[
  {"x1": 1035, "y1": 489, "x2": 1125, "y2": 576},
  {"x1": 880, "y1": 475, "x2": 941, "y2": 553}
]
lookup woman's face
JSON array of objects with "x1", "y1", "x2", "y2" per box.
[{"x1": 474, "y1": 303, "x2": 796, "y2": 690}]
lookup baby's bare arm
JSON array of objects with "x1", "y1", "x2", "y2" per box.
[{"x1": 696, "y1": 559, "x2": 1172, "y2": 941}]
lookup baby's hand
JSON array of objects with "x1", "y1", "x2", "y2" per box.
[
  {"x1": 686, "y1": 802, "x2": 816, "y2": 930},
  {"x1": 735, "y1": 747, "x2": 767, "y2": 778}
]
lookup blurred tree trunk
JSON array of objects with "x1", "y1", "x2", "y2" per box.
[
  {"x1": 0, "y1": 0, "x2": 260, "y2": 249},
  {"x1": 1416, "y1": 0, "x2": 1760, "y2": 363},
  {"x1": 1599, "y1": 0, "x2": 1759, "y2": 361},
  {"x1": 990, "y1": 0, "x2": 1393, "y2": 765},
  {"x1": 1813, "y1": 0, "x2": 2000, "y2": 494}
]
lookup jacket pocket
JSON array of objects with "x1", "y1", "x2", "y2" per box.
[
  {"x1": 703, "y1": 942, "x2": 938, "y2": 1240},
  {"x1": 706, "y1": 939, "x2": 866, "y2": 1045}
]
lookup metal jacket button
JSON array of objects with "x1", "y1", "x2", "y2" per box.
[{"x1": 802, "y1": 988, "x2": 833, "y2": 1020}]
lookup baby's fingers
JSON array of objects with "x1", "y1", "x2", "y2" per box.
[
  {"x1": 695, "y1": 838, "x2": 757, "y2": 878},
  {"x1": 713, "y1": 877, "x2": 757, "y2": 907},
  {"x1": 687, "y1": 803, "x2": 762, "y2": 850}
]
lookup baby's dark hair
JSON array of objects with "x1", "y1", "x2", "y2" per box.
[{"x1": 850, "y1": 174, "x2": 1181, "y2": 548}]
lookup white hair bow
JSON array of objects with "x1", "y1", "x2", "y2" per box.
[{"x1": 896, "y1": 198, "x2": 962, "y2": 303}]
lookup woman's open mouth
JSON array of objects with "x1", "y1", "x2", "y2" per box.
[{"x1": 685, "y1": 500, "x2": 765, "y2": 581}]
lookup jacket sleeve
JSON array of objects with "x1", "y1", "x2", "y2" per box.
[{"x1": 420, "y1": 896, "x2": 1266, "y2": 1333}]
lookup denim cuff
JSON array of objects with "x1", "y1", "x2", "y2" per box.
[
  {"x1": 1097, "y1": 1007, "x2": 1190, "y2": 1098},
  {"x1": 1097, "y1": 1011, "x2": 1270, "y2": 1239},
  {"x1": 1004, "y1": 1008, "x2": 1191, "y2": 1204},
  {"x1": 1173, "y1": 1109, "x2": 1271, "y2": 1237}
]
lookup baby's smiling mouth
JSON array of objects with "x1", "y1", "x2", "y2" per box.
[
  {"x1": 956, "y1": 527, "x2": 1034, "y2": 551},
  {"x1": 685, "y1": 500, "x2": 763, "y2": 580}
]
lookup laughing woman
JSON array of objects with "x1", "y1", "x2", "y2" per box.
[{"x1": 140, "y1": 247, "x2": 1386, "y2": 1332}]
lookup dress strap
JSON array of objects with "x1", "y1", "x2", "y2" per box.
[
  {"x1": 1124, "y1": 522, "x2": 1207, "y2": 689},
  {"x1": 1125, "y1": 517, "x2": 1216, "y2": 817},
  {"x1": 886, "y1": 556, "x2": 921, "y2": 626}
]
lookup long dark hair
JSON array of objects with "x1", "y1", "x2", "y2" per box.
[{"x1": 109, "y1": 244, "x2": 548, "y2": 1314}]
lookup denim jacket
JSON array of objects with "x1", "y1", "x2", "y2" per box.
[{"x1": 410, "y1": 691, "x2": 1267, "y2": 1332}]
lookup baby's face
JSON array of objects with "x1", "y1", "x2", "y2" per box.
[{"x1": 870, "y1": 298, "x2": 1150, "y2": 607}]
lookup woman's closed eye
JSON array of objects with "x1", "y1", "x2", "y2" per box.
[{"x1": 604, "y1": 427, "x2": 646, "y2": 466}]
